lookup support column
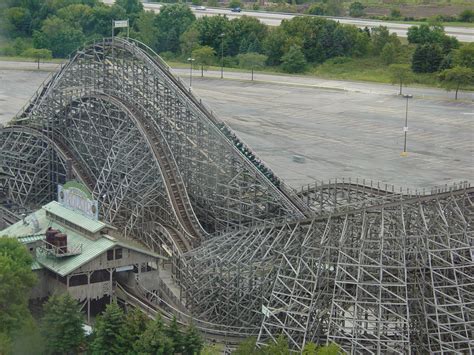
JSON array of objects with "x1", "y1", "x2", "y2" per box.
[
  {"x1": 109, "y1": 268, "x2": 113, "y2": 303},
  {"x1": 87, "y1": 271, "x2": 91, "y2": 324}
]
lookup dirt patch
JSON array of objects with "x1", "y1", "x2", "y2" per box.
[{"x1": 365, "y1": 4, "x2": 473, "y2": 18}]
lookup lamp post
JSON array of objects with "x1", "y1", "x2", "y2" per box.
[
  {"x1": 219, "y1": 32, "x2": 225, "y2": 79},
  {"x1": 401, "y1": 94, "x2": 413, "y2": 157},
  {"x1": 187, "y1": 57, "x2": 195, "y2": 87}
]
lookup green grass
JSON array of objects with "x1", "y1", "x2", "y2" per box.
[
  {"x1": 167, "y1": 56, "x2": 446, "y2": 89},
  {"x1": 310, "y1": 57, "x2": 443, "y2": 87}
]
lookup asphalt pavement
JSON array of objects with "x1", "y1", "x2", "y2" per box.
[{"x1": 1, "y1": 63, "x2": 472, "y2": 190}]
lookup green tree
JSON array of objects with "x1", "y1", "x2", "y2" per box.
[
  {"x1": 91, "y1": 301, "x2": 125, "y2": 354},
  {"x1": 120, "y1": 308, "x2": 150, "y2": 353},
  {"x1": 325, "y1": 0, "x2": 343, "y2": 16},
  {"x1": 193, "y1": 15, "x2": 229, "y2": 53},
  {"x1": 380, "y1": 42, "x2": 397, "y2": 65},
  {"x1": 315, "y1": 342, "x2": 342, "y2": 355},
  {"x1": 233, "y1": 336, "x2": 260, "y2": 355},
  {"x1": 132, "y1": 11, "x2": 160, "y2": 51},
  {"x1": 57, "y1": 4, "x2": 93, "y2": 32},
  {"x1": 0, "y1": 238, "x2": 36, "y2": 353},
  {"x1": 247, "y1": 35, "x2": 262, "y2": 53},
  {"x1": 183, "y1": 324, "x2": 203, "y2": 355},
  {"x1": 306, "y1": 4, "x2": 326, "y2": 15},
  {"x1": 156, "y1": 4, "x2": 195, "y2": 53},
  {"x1": 302, "y1": 342, "x2": 318, "y2": 354},
  {"x1": 227, "y1": 16, "x2": 267, "y2": 56},
  {"x1": 406, "y1": 23, "x2": 459, "y2": 54},
  {"x1": 238, "y1": 52, "x2": 267, "y2": 80},
  {"x1": 88, "y1": 4, "x2": 127, "y2": 37},
  {"x1": 3, "y1": 6, "x2": 32, "y2": 37},
  {"x1": 180, "y1": 26, "x2": 201, "y2": 56},
  {"x1": 135, "y1": 315, "x2": 174, "y2": 354},
  {"x1": 42, "y1": 293, "x2": 85, "y2": 354},
  {"x1": 411, "y1": 43, "x2": 443, "y2": 73},
  {"x1": 407, "y1": 24, "x2": 445, "y2": 45},
  {"x1": 192, "y1": 45, "x2": 216, "y2": 76},
  {"x1": 390, "y1": 8, "x2": 402, "y2": 19},
  {"x1": 21, "y1": 48, "x2": 52, "y2": 69},
  {"x1": 370, "y1": 26, "x2": 400, "y2": 56},
  {"x1": 33, "y1": 16, "x2": 85, "y2": 58},
  {"x1": 439, "y1": 66, "x2": 474, "y2": 100},
  {"x1": 166, "y1": 316, "x2": 183, "y2": 353},
  {"x1": 281, "y1": 45, "x2": 306, "y2": 73},
  {"x1": 116, "y1": 0, "x2": 143, "y2": 14},
  {"x1": 263, "y1": 334, "x2": 290, "y2": 354},
  {"x1": 201, "y1": 343, "x2": 224, "y2": 354},
  {"x1": 349, "y1": 2, "x2": 365, "y2": 18},
  {"x1": 454, "y1": 43, "x2": 474, "y2": 69},
  {"x1": 0, "y1": 332, "x2": 11, "y2": 355},
  {"x1": 11, "y1": 319, "x2": 46, "y2": 355},
  {"x1": 388, "y1": 64, "x2": 414, "y2": 95},
  {"x1": 458, "y1": 9, "x2": 474, "y2": 23},
  {"x1": 115, "y1": 0, "x2": 144, "y2": 27},
  {"x1": 263, "y1": 27, "x2": 290, "y2": 66}
]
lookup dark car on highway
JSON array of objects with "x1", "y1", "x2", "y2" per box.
[{"x1": 231, "y1": 7, "x2": 241, "y2": 12}]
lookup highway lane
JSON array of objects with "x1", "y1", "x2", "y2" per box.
[{"x1": 102, "y1": 0, "x2": 474, "y2": 42}]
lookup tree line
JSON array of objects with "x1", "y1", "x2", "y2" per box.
[{"x1": 1, "y1": 0, "x2": 473, "y2": 96}]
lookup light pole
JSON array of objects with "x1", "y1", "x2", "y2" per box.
[
  {"x1": 187, "y1": 57, "x2": 195, "y2": 87},
  {"x1": 219, "y1": 32, "x2": 225, "y2": 79},
  {"x1": 401, "y1": 94, "x2": 413, "y2": 157}
]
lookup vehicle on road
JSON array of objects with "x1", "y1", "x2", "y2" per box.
[
  {"x1": 231, "y1": 7, "x2": 241, "y2": 12},
  {"x1": 196, "y1": 5, "x2": 206, "y2": 10}
]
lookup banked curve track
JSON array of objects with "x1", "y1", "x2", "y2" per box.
[{"x1": 1, "y1": 38, "x2": 472, "y2": 354}]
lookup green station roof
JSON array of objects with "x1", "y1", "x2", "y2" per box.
[
  {"x1": 1, "y1": 202, "x2": 165, "y2": 276},
  {"x1": 43, "y1": 201, "x2": 107, "y2": 234}
]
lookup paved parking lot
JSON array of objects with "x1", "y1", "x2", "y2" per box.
[
  {"x1": 1, "y1": 68, "x2": 472, "y2": 190},
  {"x1": 191, "y1": 78, "x2": 473, "y2": 189}
]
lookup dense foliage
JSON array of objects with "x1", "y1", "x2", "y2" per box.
[
  {"x1": 232, "y1": 335, "x2": 342, "y2": 354},
  {"x1": 90, "y1": 305, "x2": 203, "y2": 355},
  {"x1": 91, "y1": 301, "x2": 126, "y2": 354},
  {"x1": 42, "y1": 294, "x2": 85, "y2": 354},
  {"x1": 0, "y1": 238, "x2": 37, "y2": 354}
]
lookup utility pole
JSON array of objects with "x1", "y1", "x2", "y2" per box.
[
  {"x1": 219, "y1": 33, "x2": 225, "y2": 79},
  {"x1": 187, "y1": 57, "x2": 195, "y2": 87},
  {"x1": 401, "y1": 94, "x2": 413, "y2": 157}
]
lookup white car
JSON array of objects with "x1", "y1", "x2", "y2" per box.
[{"x1": 196, "y1": 6, "x2": 207, "y2": 10}]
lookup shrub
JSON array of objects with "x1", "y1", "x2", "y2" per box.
[
  {"x1": 306, "y1": 4, "x2": 326, "y2": 15},
  {"x1": 390, "y1": 8, "x2": 401, "y2": 19},
  {"x1": 412, "y1": 44, "x2": 444, "y2": 73},
  {"x1": 349, "y1": 2, "x2": 365, "y2": 18},
  {"x1": 281, "y1": 45, "x2": 306, "y2": 73},
  {"x1": 459, "y1": 9, "x2": 474, "y2": 23}
]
